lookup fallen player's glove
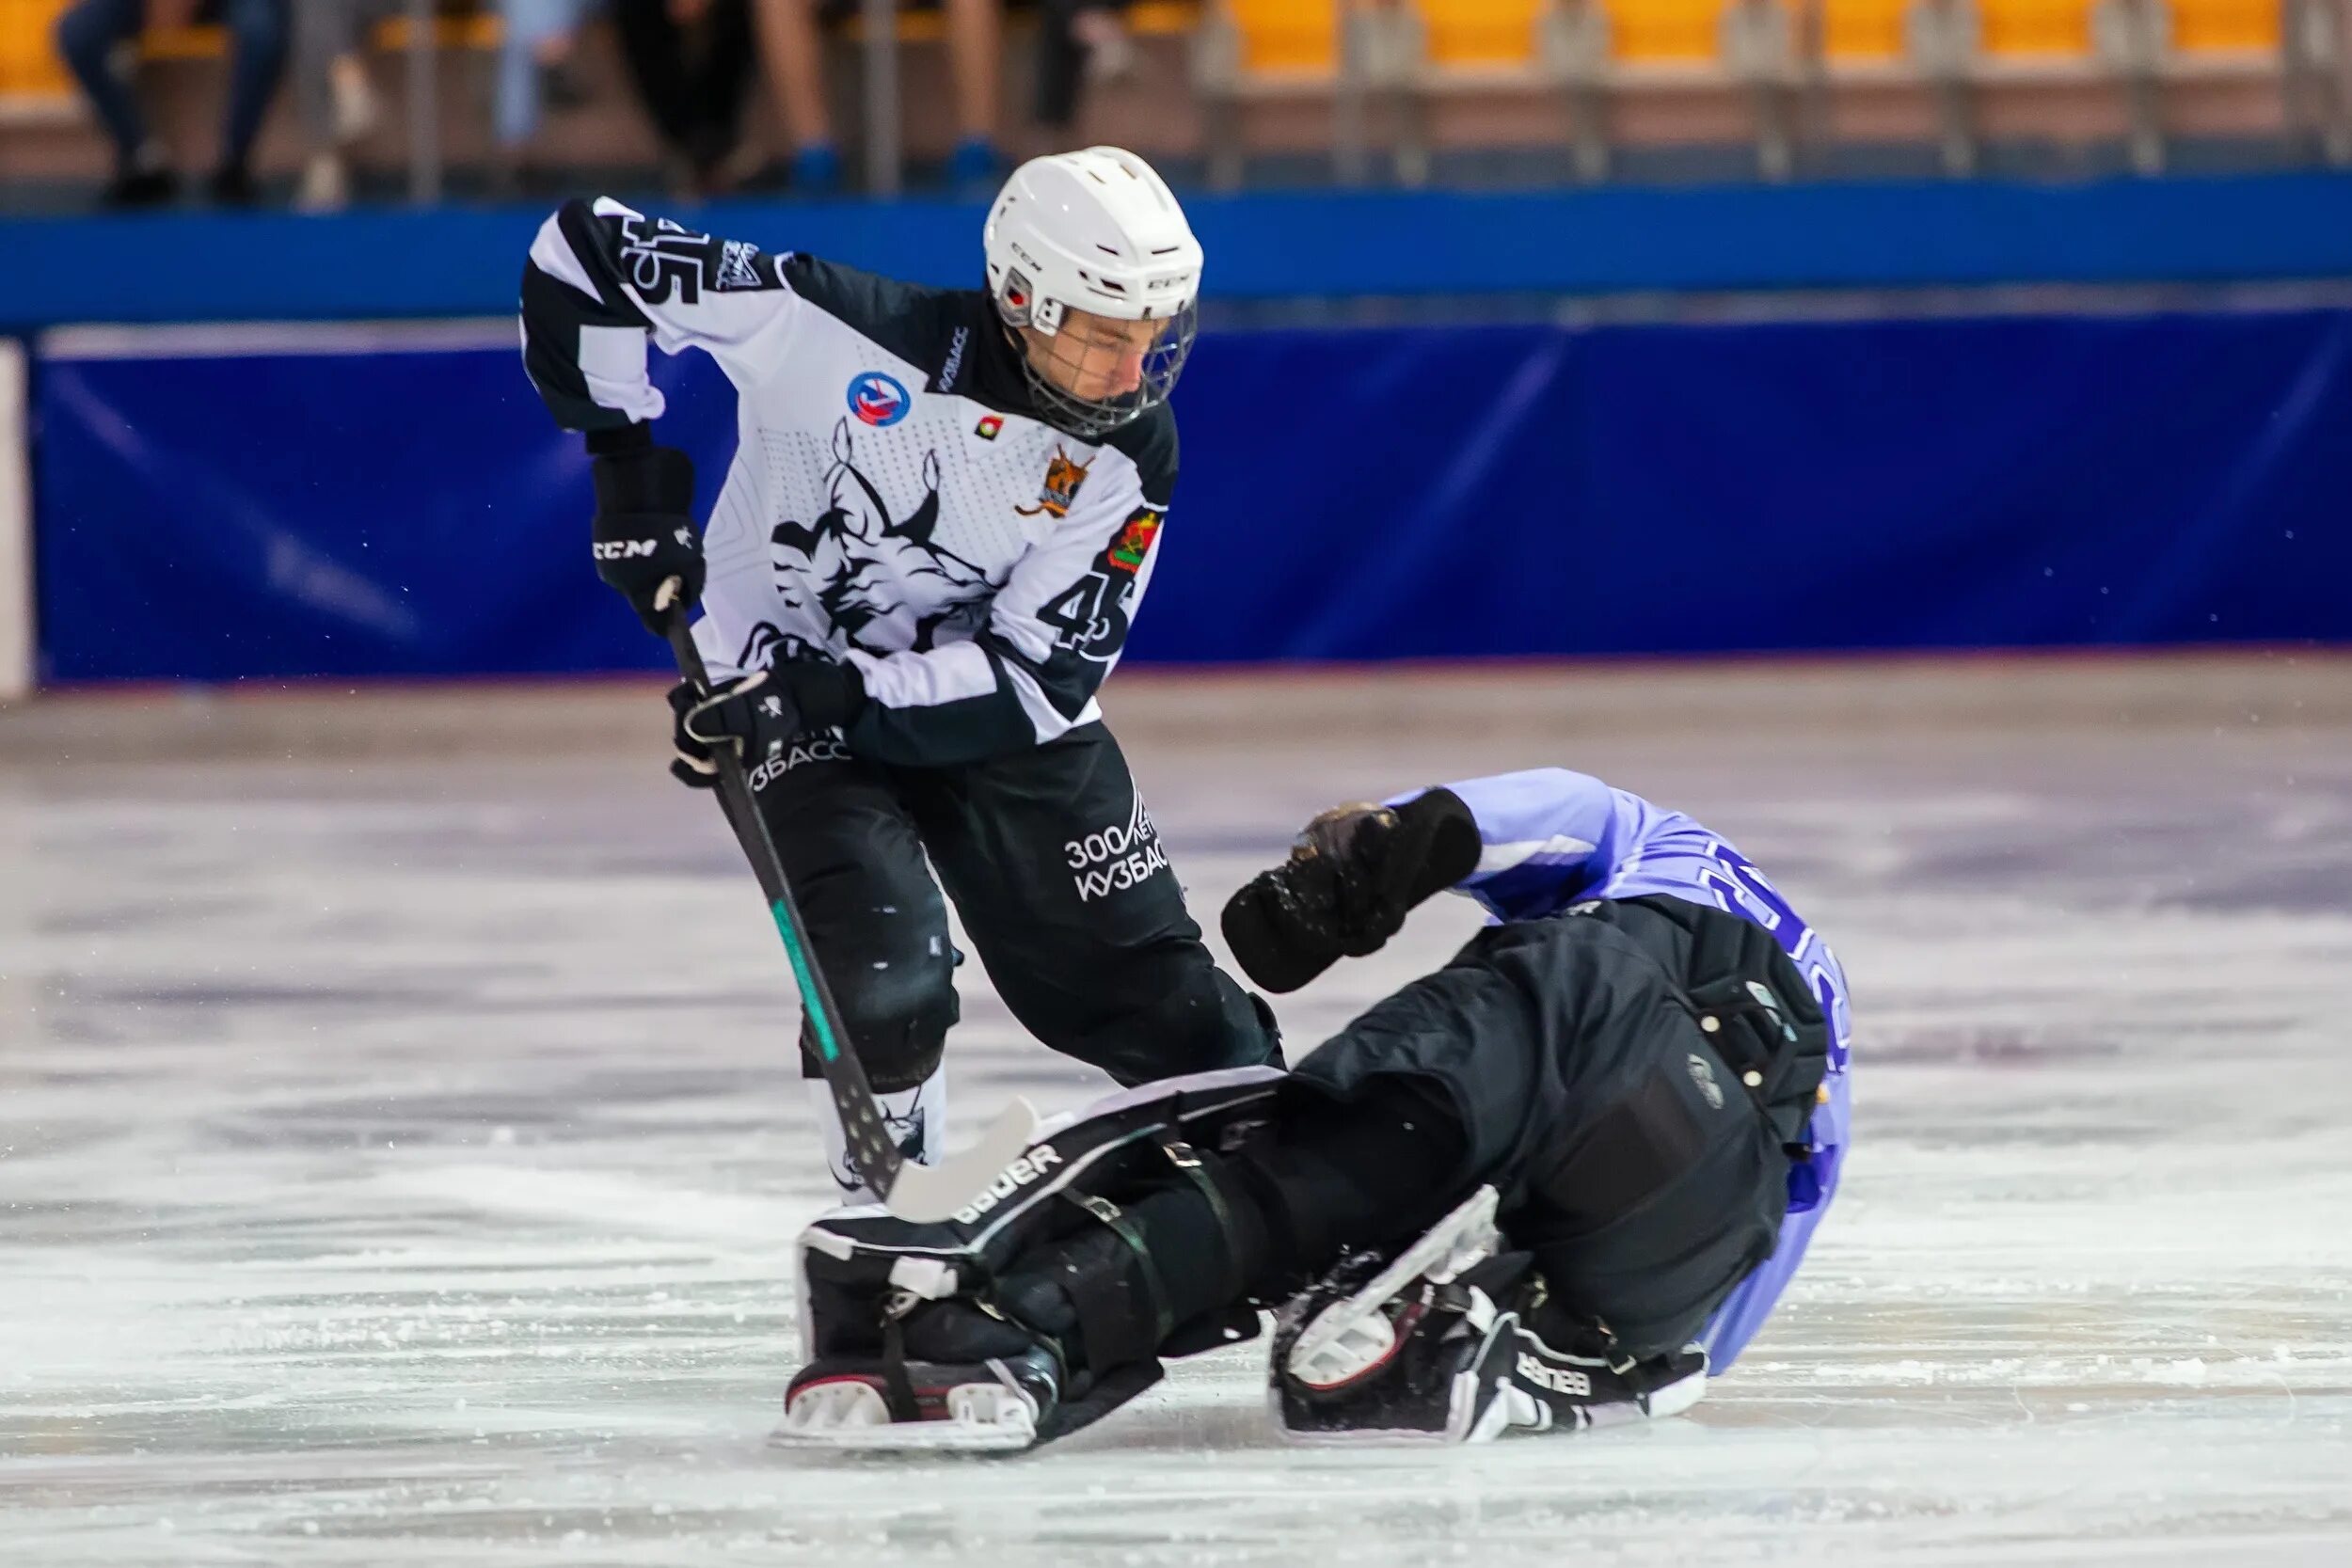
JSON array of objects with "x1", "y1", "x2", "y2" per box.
[
  {"x1": 667, "y1": 664, "x2": 866, "y2": 791},
  {"x1": 588, "y1": 434, "x2": 703, "y2": 635},
  {"x1": 777, "y1": 1067, "x2": 1282, "y2": 1453},
  {"x1": 1220, "y1": 787, "x2": 1483, "y2": 991},
  {"x1": 1271, "y1": 1186, "x2": 1710, "y2": 1444}
]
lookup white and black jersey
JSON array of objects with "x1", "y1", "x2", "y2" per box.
[{"x1": 521, "y1": 197, "x2": 1177, "y2": 767}]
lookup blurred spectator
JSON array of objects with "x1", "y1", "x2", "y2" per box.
[
  {"x1": 494, "y1": 0, "x2": 597, "y2": 169},
  {"x1": 613, "y1": 0, "x2": 755, "y2": 197},
  {"x1": 750, "y1": 0, "x2": 1003, "y2": 195},
  {"x1": 748, "y1": 0, "x2": 837, "y2": 193},
  {"x1": 291, "y1": 0, "x2": 395, "y2": 211},
  {"x1": 54, "y1": 0, "x2": 290, "y2": 207},
  {"x1": 1035, "y1": 0, "x2": 1131, "y2": 131}
]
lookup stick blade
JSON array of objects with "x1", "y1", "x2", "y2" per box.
[{"x1": 882, "y1": 1098, "x2": 1042, "y2": 1224}]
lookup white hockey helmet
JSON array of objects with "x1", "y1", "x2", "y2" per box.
[{"x1": 983, "y1": 147, "x2": 1204, "y2": 436}]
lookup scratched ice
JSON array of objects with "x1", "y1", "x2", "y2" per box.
[{"x1": 4, "y1": 673, "x2": 2350, "y2": 1567}]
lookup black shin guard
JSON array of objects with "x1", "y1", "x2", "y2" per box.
[
  {"x1": 994, "y1": 1136, "x2": 1276, "y2": 1371},
  {"x1": 1232, "y1": 1078, "x2": 1472, "y2": 1298}
]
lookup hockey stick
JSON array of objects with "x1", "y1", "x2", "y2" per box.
[{"x1": 657, "y1": 585, "x2": 1038, "y2": 1222}]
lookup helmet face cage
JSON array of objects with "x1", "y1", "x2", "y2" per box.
[{"x1": 1003, "y1": 295, "x2": 1199, "y2": 440}]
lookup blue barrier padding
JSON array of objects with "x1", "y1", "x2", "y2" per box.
[
  {"x1": 7, "y1": 173, "x2": 2352, "y2": 327},
  {"x1": 33, "y1": 305, "x2": 2352, "y2": 683}
]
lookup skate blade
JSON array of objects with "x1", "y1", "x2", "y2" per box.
[
  {"x1": 1285, "y1": 1185, "x2": 1499, "y2": 1378},
  {"x1": 771, "y1": 1378, "x2": 1039, "y2": 1453}
]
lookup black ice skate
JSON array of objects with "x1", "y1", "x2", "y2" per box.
[
  {"x1": 777, "y1": 1296, "x2": 1162, "y2": 1453},
  {"x1": 1270, "y1": 1186, "x2": 1711, "y2": 1443},
  {"x1": 778, "y1": 1334, "x2": 1067, "y2": 1452}
]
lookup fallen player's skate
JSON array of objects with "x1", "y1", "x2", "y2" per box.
[
  {"x1": 1273, "y1": 1187, "x2": 1710, "y2": 1444},
  {"x1": 778, "y1": 1339, "x2": 1069, "y2": 1452},
  {"x1": 774, "y1": 1067, "x2": 1284, "y2": 1453}
]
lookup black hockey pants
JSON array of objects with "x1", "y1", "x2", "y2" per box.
[
  {"x1": 1284, "y1": 897, "x2": 1822, "y2": 1357},
  {"x1": 734, "y1": 721, "x2": 1278, "y2": 1093}
]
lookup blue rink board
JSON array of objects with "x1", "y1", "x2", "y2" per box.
[
  {"x1": 6, "y1": 173, "x2": 2352, "y2": 326},
  {"x1": 32, "y1": 302, "x2": 2352, "y2": 683}
]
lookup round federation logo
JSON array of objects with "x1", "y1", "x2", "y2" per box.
[{"x1": 848, "y1": 372, "x2": 911, "y2": 427}]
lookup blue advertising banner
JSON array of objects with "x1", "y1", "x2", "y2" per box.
[{"x1": 33, "y1": 304, "x2": 2352, "y2": 683}]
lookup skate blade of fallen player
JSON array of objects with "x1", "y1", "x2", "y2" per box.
[
  {"x1": 1283, "y1": 1185, "x2": 1500, "y2": 1379},
  {"x1": 882, "y1": 1098, "x2": 1041, "y2": 1224},
  {"x1": 771, "y1": 1373, "x2": 1041, "y2": 1453}
]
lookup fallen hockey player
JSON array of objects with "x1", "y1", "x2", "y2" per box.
[{"x1": 780, "y1": 767, "x2": 1854, "y2": 1449}]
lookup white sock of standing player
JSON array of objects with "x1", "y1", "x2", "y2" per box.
[{"x1": 811, "y1": 1067, "x2": 946, "y2": 1205}]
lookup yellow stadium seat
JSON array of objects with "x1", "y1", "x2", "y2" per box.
[
  {"x1": 141, "y1": 10, "x2": 499, "y2": 60},
  {"x1": 1608, "y1": 0, "x2": 1726, "y2": 62},
  {"x1": 1128, "y1": 0, "x2": 1205, "y2": 35},
  {"x1": 138, "y1": 22, "x2": 227, "y2": 61},
  {"x1": 1817, "y1": 0, "x2": 1909, "y2": 61},
  {"x1": 0, "y1": 0, "x2": 76, "y2": 101},
  {"x1": 371, "y1": 10, "x2": 503, "y2": 51},
  {"x1": 1221, "y1": 0, "x2": 1340, "y2": 75},
  {"x1": 2169, "y1": 0, "x2": 2279, "y2": 51},
  {"x1": 840, "y1": 1, "x2": 1198, "y2": 41},
  {"x1": 1413, "y1": 0, "x2": 1548, "y2": 66},
  {"x1": 1977, "y1": 0, "x2": 2095, "y2": 56}
]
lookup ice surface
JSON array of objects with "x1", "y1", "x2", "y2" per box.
[{"x1": 4, "y1": 674, "x2": 2350, "y2": 1566}]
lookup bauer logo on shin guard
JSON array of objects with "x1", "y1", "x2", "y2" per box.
[
  {"x1": 1517, "y1": 1353, "x2": 1594, "y2": 1399},
  {"x1": 952, "y1": 1146, "x2": 1064, "y2": 1226}
]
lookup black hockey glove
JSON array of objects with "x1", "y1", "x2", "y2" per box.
[
  {"x1": 668, "y1": 663, "x2": 866, "y2": 791},
  {"x1": 1221, "y1": 787, "x2": 1483, "y2": 993},
  {"x1": 589, "y1": 430, "x2": 703, "y2": 635}
]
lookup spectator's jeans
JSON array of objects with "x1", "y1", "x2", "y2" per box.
[
  {"x1": 292, "y1": 0, "x2": 400, "y2": 148},
  {"x1": 497, "y1": 0, "x2": 595, "y2": 149},
  {"x1": 55, "y1": 0, "x2": 291, "y2": 170}
]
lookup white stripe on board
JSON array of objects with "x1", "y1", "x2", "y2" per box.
[
  {"x1": 40, "y1": 319, "x2": 521, "y2": 361},
  {"x1": 0, "y1": 338, "x2": 29, "y2": 703}
]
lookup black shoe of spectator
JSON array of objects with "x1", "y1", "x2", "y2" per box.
[
  {"x1": 102, "y1": 166, "x2": 180, "y2": 210},
  {"x1": 208, "y1": 166, "x2": 261, "y2": 207}
]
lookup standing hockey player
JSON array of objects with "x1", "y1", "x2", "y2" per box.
[
  {"x1": 781, "y1": 768, "x2": 1854, "y2": 1448},
  {"x1": 518, "y1": 147, "x2": 1278, "y2": 1199}
]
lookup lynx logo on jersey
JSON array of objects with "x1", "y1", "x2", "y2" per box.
[
  {"x1": 1016, "y1": 447, "x2": 1093, "y2": 518},
  {"x1": 771, "y1": 421, "x2": 992, "y2": 656},
  {"x1": 848, "y1": 372, "x2": 911, "y2": 427}
]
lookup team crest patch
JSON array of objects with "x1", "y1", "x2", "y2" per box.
[
  {"x1": 848, "y1": 372, "x2": 911, "y2": 427},
  {"x1": 1016, "y1": 447, "x2": 1093, "y2": 518},
  {"x1": 715, "y1": 239, "x2": 767, "y2": 291},
  {"x1": 975, "y1": 414, "x2": 1003, "y2": 440},
  {"x1": 1107, "y1": 509, "x2": 1162, "y2": 574}
]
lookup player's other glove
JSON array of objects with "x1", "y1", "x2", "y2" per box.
[
  {"x1": 667, "y1": 663, "x2": 867, "y2": 790},
  {"x1": 1221, "y1": 788, "x2": 1483, "y2": 993},
  {"x1": 588, "y1": 428, "x2": 703, "y2": 635}
]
